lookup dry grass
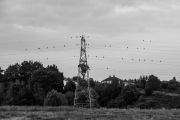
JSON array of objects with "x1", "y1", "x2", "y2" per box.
[{"x1": 0, "y1": 106, "x2": 180, "y2": 120}]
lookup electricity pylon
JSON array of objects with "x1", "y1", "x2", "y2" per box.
[{"x1": 74, "y1": 35, "x2": 92, "y2": 108}]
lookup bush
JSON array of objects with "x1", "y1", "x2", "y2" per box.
[
  {"x1": 44, "y1": 89, "x2": 68, "y2": 106},
  {"x1": 138, "y1": 96, "x2": 146, "y2": 103},
  {"x1": 65, "y1": 91, "x2": 74, "y2": 106},
  {"x1": 136, "y1": 100, "x2": 156, "y2": 109},
  {"x1": 121, "y1": 85, "x2": 140, "y2": 106},
  {"x1": 146, "y1": 75, "x2": 161, "y2": 90},
  {"x1": 167, "y1": 84, "x2": 177, "y2": 91},
  {"x1": 161, "y1": 82, "x2": 168, "y2": 89},
  {"x1": 4, "y1": 83, "x2": 31, "y2": 105},
  {"x1": 145, "y1": 87, "x2": 153, "y2": 96}
]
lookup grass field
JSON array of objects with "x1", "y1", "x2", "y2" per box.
[{"x1": 0, "y1": 106, "x2": 180, "y2": 120}]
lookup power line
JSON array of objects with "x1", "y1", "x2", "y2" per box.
[{"x1": 88, "y1": 46, "x2": 180, "y2": 56}]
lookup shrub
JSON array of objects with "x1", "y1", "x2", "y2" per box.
[
  {"x1": 138, "y1": 96, "x2": 146, "y2": 103},
  {"x1": 146, "y1": 75, "x2": 161, "y2": 90},
  {"x1": 44, "y1": 89, "x2": 68, "y2": 106},
  {"x1": 121, "y1": 85, "x2": 140, "y2": 106},
  {"x1": 4, "y1": 83, "x2": 31, "y2": 105},
  {"x1": 161, "y1": 82, "x2": 168, "y2": 89},
  {"x1": 145, "y1": 87, "x2": 153, "y2": 96},
  {"x1": 167, "y1": 84, "x2": 177, "y2": 91},
  {"x1": 65, "y1": 91, "x2": 75, "y2": 106},
  {"x1": 136, "y1": 100, "x2": 156, "y2": 109}
]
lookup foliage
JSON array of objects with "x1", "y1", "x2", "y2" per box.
[
  {"x1": 161, "y1": 82, "x2": 168, "y2": 89},
  {"x1": 120, "y1": 85, "x2": 140, "y2": 106},
  {"x1": 44, "y1": 89, "x2": 68, "y2": 106},
  {"x1": 167, "y1": 84, "x2": 177, "y2": 91},
  {"x1": 146, "y1": 75, "x2": 161, "y2": 90},
  {"x1": 65, "y1": 91, "x2": 75, "y2": 106},
  {"x1": 2, "y1": 63, "x2": 21, "y2": 84},
  {"x1": 138, "y1": 96, "x2": 146, "y2": 103},
  {"x1": 19, "y1": 61, "x2": 43, "y2": 85},
  {"x1": 145, "y1": 86, "x2": 153, "y2": 96},
  {"x1": 4, "y1": 83, "x2": 33, "y2": 105},
  {"x1": 64, "y1": 79, "x2": 76, "y2": 93},
  {"x1": 137, "y1": 75, "x2": 147, "y2": 89},
  {"x1": 0, "y1": 67, "x2": 4, "y2": 82},
  {"x1": 30, "y1": 68, "x2": 64, "y2": 105},
  {"x1": 46, "y1": 64, "x2": 59, "y2": 72},
  {"x1": 95, "y1": 83, "x2": 122, "y2": 107},
  {"x1": 136, "y1": 100, "x2": 156, "y2": 109},
  {"x1": 152, "y1": 93, "x2": 180, "y2": 109}
]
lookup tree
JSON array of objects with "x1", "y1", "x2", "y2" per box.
[
  {"x1": 64, "y1": 78, "x2": 76, "y2": 93},
  {"x1": 30, "y1": 68, "x2": 64, "y2": 105},
  {"x1": 3, "y1": 63, "x2": 21, "y2": 84},
  {"x1": 146, "y1": 75, "x2": 161, "y2": 90},
  {"x1": 19, "y1": 61, "x2": 43, "y2": 85},
  {"x1": 120, "y1": 85, "x2": 140, "y2": 106},
  {"x1": 0, "y1": 67, "x2": 4, "y2": 82},
  {"x1": 44, "y1": 89, "x2": 68, "y2": 106},
  {"x1": 145, "y1": 86, "x2": 153, "y2": 96},
  {"x1": 4, "y1": 83, "x2": 32, "y2": 105},
  {"x1": 46, "y1": 64, "x2": 59, "y2": 72},
  {"x1": 138, "y1": 75, "x2": 147, "y2": 89},
  {"x1": 65, "y1": 91, "x2": 75, "y2": 106}
]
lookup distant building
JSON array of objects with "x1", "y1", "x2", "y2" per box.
[{"x1": 101, "y1": 75, "x2": 123, "y2": 85}]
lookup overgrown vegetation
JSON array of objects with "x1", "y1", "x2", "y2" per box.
[{"x1": 0, "y1": 61, "x2": 180, "y2": 109}]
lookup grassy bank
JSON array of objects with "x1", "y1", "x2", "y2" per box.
[{"x1": 0, "y1": 106, "x2": 180, "y2": 120}]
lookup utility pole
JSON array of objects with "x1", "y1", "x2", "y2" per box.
[{"x1": 74, "y1": 35, "x2": 92, "y2": 108}]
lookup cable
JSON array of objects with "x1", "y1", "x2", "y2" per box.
[
  {"x1": 0, "y1": 46, "x2": 80, "y2": 57},
  {"x1": 89, "y1": 44, "x2": 180, "y2": 53},
  {"x1": 88, "y1": 46, "x2": 180, "y2": 56}
]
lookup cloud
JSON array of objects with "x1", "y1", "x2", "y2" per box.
[{"x1": 0, "y1": 0, "x2": 180, "y2": 38}]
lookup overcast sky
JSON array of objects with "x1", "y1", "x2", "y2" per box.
[{"x1": 1, "y1": 0, "x2": 180, "y2": 81}]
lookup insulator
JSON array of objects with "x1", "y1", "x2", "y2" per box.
[
  {"x1": 110, "y1": 45, "x2": 111, "y2": 47},
  {"x1": 137, "y1": 47, "x2": 138, "y2": 49},
  {"x1": 64, "y1": 45, "x2": 65, "y2": 47},
  {"x1": 53, "y1": 46, "x2": 55, "y2": 48},
  {"x1": 47, "y1": 58, "x2": 48, "y2": 60},
  {"x1": 107, "y1": 68, "x2": 108, "y2": 69},
  {"x1": 144, "y1": 48, "x2": 145, "y2": 49},
  {"x1": 26, "y1": 49, "x2": 27, "y2": 51},
  {"x1": 132, "y1": 59, "x2": 133, "y2": 60},
  {"x1": 139, "y1": 59, "x2": 140, "y2": 61},
  {"x1": 96, "y1": 56, "x2": 97, "y2": 57},
  {"x1": 150, "y1": 40, "x2": 151, "y2": 42},
  {"x1": 122, "y1": 58, "x2": 123, "y2": 59},
  {"x1": 38, "y1": 48, "x2": 40, "y2": 49},
  {"x1": 143, "y1": 40, "x2": 144, "y2": 42},
  {"x1": 160, "y1": 61, "x2": 161, "y2": 62},
  {"x1": 144, "y1": 59, "x2": 145, "y2": 61},
  {"x1": 127, "y1": 47, "x2": 128, "y2": 48},
  {"x1": 76, "y1": 36, "x2": 77, "y2": 38},
  {"x1": 103, "y1": 56, "x2": 104, "y2": 58},
  {"x1": 71, "y1": 37, "x2": 72, "y2": 38},
  {"x1": 47, "y1": 47, "x2": 48, "y2": 49}
]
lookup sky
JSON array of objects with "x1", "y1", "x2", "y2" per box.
[{"x1": 1, "y1": 0, "x2": 180, "y2": 81}]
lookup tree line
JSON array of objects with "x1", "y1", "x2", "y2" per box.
[{"x1": 0, "y1": 60, "x2": 179, "y2": 108}]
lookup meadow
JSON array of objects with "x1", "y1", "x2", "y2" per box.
[{"x1": 0, "y1": 106, "x2": 180, "y2": 120}]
